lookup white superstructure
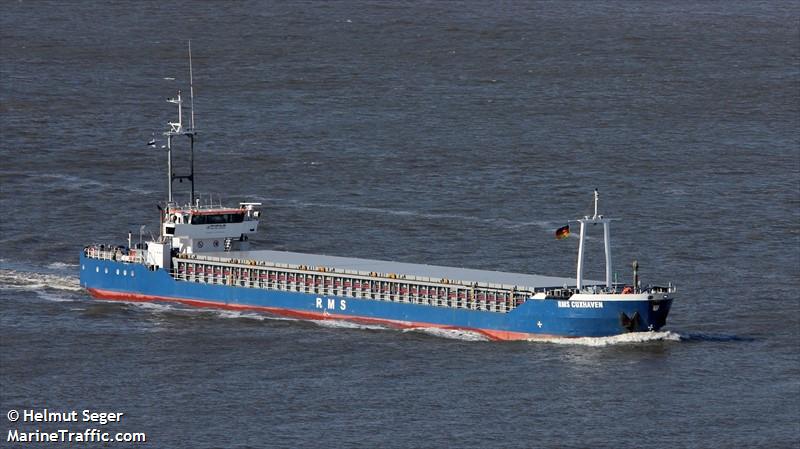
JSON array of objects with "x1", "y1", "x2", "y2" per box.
[
  {"x1": 153, "y1": 43, "x2": 261, "y2": 257},
  {"x1": 162, "y1": 202, "x2": 261, "y2": 254}
]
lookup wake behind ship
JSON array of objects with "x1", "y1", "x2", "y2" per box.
[{"x1": 79, "y1": 48, "x2": 675, "y2": 340}]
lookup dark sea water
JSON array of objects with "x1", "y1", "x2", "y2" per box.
[{"x1": 1, "y1": 1, "x2": 799, "y2": 448}]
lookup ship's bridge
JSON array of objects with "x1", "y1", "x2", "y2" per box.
[{"x1": 163, "y1": 202, "x2": 261, "y2": 254}]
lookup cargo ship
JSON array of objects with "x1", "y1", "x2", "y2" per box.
[{"x1": 79, "y1": 50, "x2": 675, "y2": 340}]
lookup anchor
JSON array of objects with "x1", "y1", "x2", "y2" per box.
[{"x1": 619, "y1": 311, "x2": 641, "y2": 332}]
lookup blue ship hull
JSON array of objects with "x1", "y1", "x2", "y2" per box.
[{"x1": 79, "y1": 254, "x2": 672, "y2": 340}]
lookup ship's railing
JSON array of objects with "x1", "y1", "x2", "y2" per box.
[
  {"x1": 84, "y1": 245, "x2": 146, "y2": 265},
  {"x1": 182, "y1": 253, "x2": 548, "y2": 294},
  {"x1": 170, "y1": 258, "x2": 532, "y2": 313}
]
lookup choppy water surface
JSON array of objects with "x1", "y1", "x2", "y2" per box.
[{"x1": 1, "y1": 1, "x2": 798, "y2": 448}]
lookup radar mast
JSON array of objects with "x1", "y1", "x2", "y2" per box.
[{"x1": 164, "y1": 42, "x2": 197, "y2": 205}]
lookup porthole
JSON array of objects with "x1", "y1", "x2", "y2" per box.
[
  {"x1": 131, "y1": 271, "x2": 135, "y2": 278},
  {"x1": 123, "y1": 270, "x2": 127, "y2": 276},
  {"x1": 116, "y1": 269, "x2": 120, "y2": 275},
  {"x1": 104, "y1": 267, "x2": 108, "y2": 274},
  {"x1": 82, "y1": 265, "x2": 85, "y2": 270},
  {"x1": 96, "y1": 267, "x2": 99, "y2": 273}
]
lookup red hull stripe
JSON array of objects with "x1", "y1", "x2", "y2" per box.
[{"x1": 86, "y1": 288, "x2": 554, "y2": 341}]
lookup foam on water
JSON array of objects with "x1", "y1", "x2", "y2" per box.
[
  {"x1": 125, "y1": 301, "x2": 178, "y2": 313},
  {"x1": 46, "y1": 262, "x2": 80, "y2": 270},
  {"x1": 118, "y1": 301, "x2": 300, "y2": 323},
  {"x1": 405, "y1": 327, "x2": 490, "y2": 342},
  {"x1": 0, "y1": 269, "x2": 82, "y2": 292},
  {"x1": 311, "y1": 319, "x2": 389, "y2": 331},
  {"x1": 215, "y1": 310, "x2": 300, "y2": 322},
  {"x1": 532, "y1": 331, "x2": 682, "y2": 347},
  {"x1": 215, "y1": 310, "x2": 268, "y2": 321},
  {"x1": 34, "y1": 290, "x2": 77, "y2": 302}
]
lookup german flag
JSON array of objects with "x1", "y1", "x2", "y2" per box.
[{"x1": 555, "y1": 224, "x2": 570, "y2": 240}]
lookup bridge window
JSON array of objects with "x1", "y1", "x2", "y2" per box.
[{"x1": 190, "y1": 213, "x2": 245, "y2": 225}]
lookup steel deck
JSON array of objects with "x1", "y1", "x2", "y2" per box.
[{"x1": 209, "y1": 250, "x2": 599, "y2": 290}]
